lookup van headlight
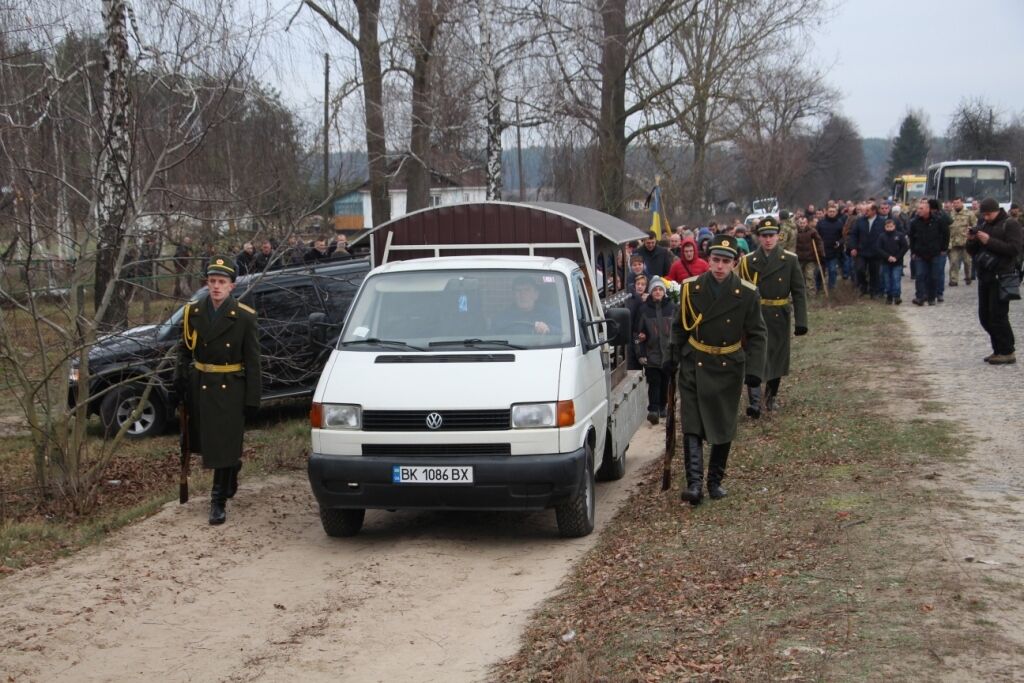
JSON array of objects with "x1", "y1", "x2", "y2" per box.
[
  {"x1": 314, "y1": 403, "x2": 362, "y2": 430},
  {"x1": 511, "y1": 401, "x2": 574, "y2": 428},
  {"x1": 512, "y1": 402, "x2": 556, "y2": 429}
]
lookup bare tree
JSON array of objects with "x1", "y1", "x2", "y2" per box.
[
  {"x1": 947, "y1": 97, "x2": 1010, "y2": 161},
  {"x1": 299, "y1": 0, "x2": 391, "y2": 225},
  {"x1": 535, "y1": 0, "x2": 693, "y2": 217},
  {"x1": 732, "y1": 56, "x2": 829, "y2": 204},
  {"x1": 402, "y1": 0, "x2": 449, "y2": 212},
  {"x1": 0, "y1": 0, "x2": 300, "y2": 510},
  {"x1": 661, "y1": 0, "x2": 824, "y2": 215}
]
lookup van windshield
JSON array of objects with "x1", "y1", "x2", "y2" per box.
[{"x1": 340, "y1": 269, "x2": 574, "y2": 350}]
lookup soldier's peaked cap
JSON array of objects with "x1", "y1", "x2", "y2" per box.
[
  {"x1": 756, "y1": 216, "x2": 780, "y2": 235},
  {"x1": 708, "y1": 234, "x2": 739, "y2": 260},
  {"x1": 206, "y1": 255, "x2": 237, "y2": 281}
]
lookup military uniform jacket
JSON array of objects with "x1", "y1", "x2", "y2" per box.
[
  {"x1": 671, "y1": 271, "x2": 767, "y2": 445},
  {"x1": 948, "y1": 208, "x2": 976, "y2": 248},
  {"x1": 738, "y1": 246, "x2": 807, "y2": 381},
  {"x1": 175, "y1": 296, "x2": 261, "y2": 469}
]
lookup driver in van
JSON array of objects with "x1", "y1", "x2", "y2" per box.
[{"x1": 493, "y1": 275, "x2": 561, "y2": 335}]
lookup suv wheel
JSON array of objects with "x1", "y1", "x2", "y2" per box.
[
  {"x1": 319, "y1": 507, "x2": 365, "y2": 537},
  {"x1": 100, "y1": 384, "x2": 166, "y2": 438},
  {"x1": 555, "y1": 443, "x2": 595, "y2": 538}
]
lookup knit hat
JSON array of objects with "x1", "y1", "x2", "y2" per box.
[
  {"x1": 206, "y1": 255, "x2": 237, "y2": 281},
  {"x1": 979, "y1": 197, "x2": 1001, "y2": 213},
  {"x1": 648, "y1": 276, "x2": 667, "y2": 293}
]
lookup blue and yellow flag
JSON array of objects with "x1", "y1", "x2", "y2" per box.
[{"x1": 645, "y1": 185, "x2": 665, "y2": 239}]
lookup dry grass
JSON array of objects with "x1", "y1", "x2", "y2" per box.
[{"x1": 496, "y1": 297, "x2": 1002, "y2": 681}]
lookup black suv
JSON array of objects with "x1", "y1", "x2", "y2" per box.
[{"x1": 71, "y1": 257, "x2": 370, "y2": 438}]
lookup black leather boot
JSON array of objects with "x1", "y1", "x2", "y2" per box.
[
  {"x1": 209, "y1": 468, "x2": 228, "y2": 525},
  {"x1": 680, "y1": 434, "x2": 704, "y2": 506},
  {"x1": 746, "y1": 385, "x2": 762, "y2": 419},
  {"x1": 226, "y1": 462, "x2": 241, "y2": 499},
  {"x1": 764, "y1": 378, "x2": 781, "y2": 412},
  {"x1": 707, "y1": 442, "x2": 731, "y2": 500}
]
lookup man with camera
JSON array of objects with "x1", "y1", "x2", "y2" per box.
[{"x1": 966, "y1": 198, "x2": 1022, "y2": 365}]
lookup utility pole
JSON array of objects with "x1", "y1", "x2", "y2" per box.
[
  {"x1": 516, "y1": 98, "x2": 525, "y2": 201},
  {"x1": 323, "y1": 53, "x2": 330, "y2": 226}
]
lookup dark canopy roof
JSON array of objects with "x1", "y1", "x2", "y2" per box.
[
  {"x1": 519, "y1": 201, "x2": 648, "y2": 246},
  {"x1": 356, "y1": 201, "x2": 646, "y2": 268}
]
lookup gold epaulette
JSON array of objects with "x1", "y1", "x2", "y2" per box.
[
  {"x1": 783, "y1": 249, "x2": 797, "y2": 258},
  {"x1": 739, "y1": 278, "x2": 757, "y2": 291},
  {"x1": 682, "y1": 275, "x2": 699, "y2": 284},
  {"x1": 237, "y1": 302, "x2": 256, "y2": 315}
]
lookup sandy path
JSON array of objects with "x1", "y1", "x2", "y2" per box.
[
  {"x1": 1, "y1": 425, "x2": 662, "y2": 682},
  {"x1": 897, "y1": 275, "x2": 1024, "y2": 678}
]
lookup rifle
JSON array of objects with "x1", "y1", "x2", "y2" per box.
[
  {"x1": 662, "y1": 372, "x2": 677, "y2": 491},
  {"x1": 179, "y1": 397, "x2": 190, "y2": 504}
]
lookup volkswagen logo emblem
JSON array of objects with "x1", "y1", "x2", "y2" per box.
[{"x1": 425, "y1": 412, "x2": 443, "y2": 430}]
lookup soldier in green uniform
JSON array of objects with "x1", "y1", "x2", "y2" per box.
[
  {"x1": 175, "y1": 256, "x2": 261, "y2": 525},
  {"x1": 738, "y1": 217, "x2": 808, "y2": 415},
  {"x1": 947, "y1": 197, "x2": 976, "y2": 286},
  {"x1": 778, "y1": 210, "x2": 797, "y2": 253},
  {"x1": 670, "y1": 234, "x2": 767, "y2": 505}
]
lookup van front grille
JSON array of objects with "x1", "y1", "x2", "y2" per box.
[{"x1": 362, "y1": 409, "x2": 510, "y2": 431}]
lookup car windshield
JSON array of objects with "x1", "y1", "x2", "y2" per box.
[
  {"x1": 155, "y1": 304, "x2": 187, "y2": 341},
  {"x1": 340, "y1": 269, "x2": 574, "y2": 350}
]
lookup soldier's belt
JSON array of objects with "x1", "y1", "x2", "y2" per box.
[
  {"x1": 761, "y1": 298, "x2": 790, "y2": 307},
  {"x1": 193, "y1": 362, "x2": 243, "y2": 373},
  {"x1": 688, "y1": 338, "x2": 742, "y2": 355}
]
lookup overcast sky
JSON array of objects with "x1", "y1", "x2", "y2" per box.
[
  {"x1": 265, "y1": 0, "x2": 1024, "y2": 142},
  {"x1": 812, "y1": 0, "x2": 1024, "y2": 137}
]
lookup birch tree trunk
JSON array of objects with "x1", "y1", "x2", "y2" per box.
[
  {"x1": 94, "y1": 0, "x2": 133, "y2": 329},
  {"x1": 477, "y1": 0, "x2": 502, "y2": 200}
]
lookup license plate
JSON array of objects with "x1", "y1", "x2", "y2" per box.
[{"x1": 392, "y1": 465, "x2": 474, "y2": 485}]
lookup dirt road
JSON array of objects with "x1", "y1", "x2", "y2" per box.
[
  {"x1": 897, "y1": 276, "x2": 1024, "y2": 678},
  {"x1": 1, "y1": 426, "x2": 662, "y2": 682}
]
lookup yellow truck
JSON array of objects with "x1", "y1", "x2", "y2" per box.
[{"x1": 891, "y1": 174, "x2": 927, "y2": 208}]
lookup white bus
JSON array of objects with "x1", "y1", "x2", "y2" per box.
[{"x1": 925, "y1": 160, "x2": 1016, "y2": 211}]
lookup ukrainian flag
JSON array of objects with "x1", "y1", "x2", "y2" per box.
[{"x1": 645, "y1": 185, "x2": 665, "y2": 239}]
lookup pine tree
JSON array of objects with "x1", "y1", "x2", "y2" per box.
[{"x1": 886, "y1": 114, "x2": 930, "y2": 182}]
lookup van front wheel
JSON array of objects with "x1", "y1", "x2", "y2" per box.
[
  {"x1": 319, "y1": 507, "x2": 365, "y2": 537},
  {"x1": 555, "y1": 445, "x2": 595, "y2": 538}
]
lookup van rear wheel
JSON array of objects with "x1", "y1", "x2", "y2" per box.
[
  {"x1": 555, "y1": 444, "x2": 595, "y2": 538},
  {"x1": 319, "y1": 507, "x2": 365, "y2": 537}
]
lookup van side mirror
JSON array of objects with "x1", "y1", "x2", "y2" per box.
[
  {"x1": 581, "y1": 307, "x2": 631, "y2": 351},
  {"x1": 308, "y1": 312, "x2": 328, "y2": 346},
  {"x1": 604, "y1": 307, "x2": 631, "y2": 346},
  {"x1": 1011, "y1": 167, "x2": 1017, "y2": 185}
]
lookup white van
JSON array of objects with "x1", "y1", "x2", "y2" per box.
[{"x1": 306, "y1": 202, "x2": 649, "y2": 538}]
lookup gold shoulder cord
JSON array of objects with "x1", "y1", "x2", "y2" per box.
[
  {"x1": 183, "y1": 303, "x2": 198, "y2": 352},
  {"x1": 680, "y1": 281, "x2": 703, "y2": 332},
  {"x1": 738, "y1": 257, "x2": 759, "y2": 285}
]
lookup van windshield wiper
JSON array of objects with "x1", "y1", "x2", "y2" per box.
[
  {"x1": 428, "y1": 338, "x2": 525, "y2": 350},
  {"x1": 341, "y1": 338, "x2": 425, "y2": 351}
]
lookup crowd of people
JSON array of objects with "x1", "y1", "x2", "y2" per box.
[
  {"x1": 620, "y1": 195, "x2": 1023, "y2": 424},
  {"x1": 119, "y1": 231, "x2": 356, "y2": 299}
]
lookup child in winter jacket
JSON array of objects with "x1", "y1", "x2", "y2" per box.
[{"x1": 876, "y1": 219, "x2": 909, "y2": 304}]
